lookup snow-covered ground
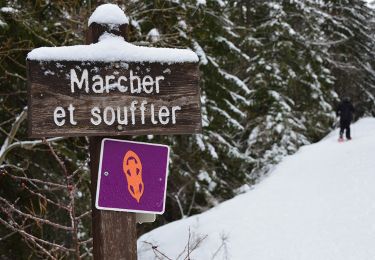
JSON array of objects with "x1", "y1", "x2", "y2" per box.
[{"x1": 138, "y1": 118, "x2": 375, "y2": 260}]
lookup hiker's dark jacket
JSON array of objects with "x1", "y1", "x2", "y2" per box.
[{"x1": 336, "y1": 100, "x2": 354, "y2": 122}]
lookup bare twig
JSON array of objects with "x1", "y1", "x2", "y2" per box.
[
  {"x1": 211, "y1": 232, "x2": 230, "y2": 260},
  {"x1": 4, "y1": 171, "x2": 67, "y2": 189},
  {"x1": 0, "y1": 197, "x2": 73, "y2": 231},
  {"x1": 0, "y1": 108, "x2": 27, "y2": 165},
  {"x1": 44, "y1": 140, "x2": 81, "y2": 260},
  {"x1": 141, "y1": 241, "x2": 173, "y2": 260},
  {"x1": 76, "y1": 210, "x2": 91, "y2": 220},
  {"x1": 0, "y1": 136, "x2": 65, "y2": 165},
  {"x1": 0, "y1": 216, "x2": 72, "y2": 252}
]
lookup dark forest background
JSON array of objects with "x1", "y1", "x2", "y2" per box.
[{"x1": 1, "y1": 0, "x2": 375, "y2": 259}]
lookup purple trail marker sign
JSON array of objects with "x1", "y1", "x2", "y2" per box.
[{"x1": 95, "y1": 138, "x2": 170, "y2": 214}]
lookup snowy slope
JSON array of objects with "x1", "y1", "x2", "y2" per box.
[{"x1": 138, "y1": 118, "x2": 375, "y2": 260}]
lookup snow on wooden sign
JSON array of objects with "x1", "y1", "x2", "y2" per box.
[{"x1": 26, "y1": 34, "x2": 201, "y2": 137}]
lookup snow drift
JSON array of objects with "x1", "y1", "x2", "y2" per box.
[{"x1": 138, "y1": 118, "x2": 375, "y2": 260}]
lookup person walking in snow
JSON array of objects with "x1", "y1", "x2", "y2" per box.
[{"x1": 336, "y1": 97, "x2": 354, "y2": 141}]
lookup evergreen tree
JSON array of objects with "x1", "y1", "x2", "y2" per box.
[
  {"x1": 321, "y1": 0, "x2": 375, "y2": 116},
  {"x1": 233, "y1": 1, "x2": 338, "y2": 178},
  {"x1": 127, "y1": 0, "x2": 253, "y2": 220}
]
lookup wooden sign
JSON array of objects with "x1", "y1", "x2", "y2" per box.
[
  {"x1": 27, "y1": 60, "x2": 201, "y2": 137},
  {"x1": 25, "y1": 3, "x2": 202, "y2": 259}
]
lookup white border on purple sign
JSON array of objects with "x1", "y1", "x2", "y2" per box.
[{"x1": 95, "y1": 138, "x2": 170, "y2": 214}]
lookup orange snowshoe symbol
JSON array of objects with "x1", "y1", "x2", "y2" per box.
[{"x1": 123, "y1": 150, "x2": 144, "y2": 203}]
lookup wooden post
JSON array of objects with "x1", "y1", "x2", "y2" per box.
[{"x1": 87, "y1": 22, "x2": 137, "y2": 260}]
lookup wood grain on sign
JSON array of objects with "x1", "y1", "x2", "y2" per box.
[{"x1": 27, "y1": 60, "x2": 201, "y2": 137}]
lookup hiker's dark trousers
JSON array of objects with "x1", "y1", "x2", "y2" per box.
[{"x1": 340, "y1": 120, "x2": 351, "y2": 139}]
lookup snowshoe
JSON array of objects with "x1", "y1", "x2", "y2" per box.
[{"x1": 338, "y1": 137, "x2": 344, "y2": 142}]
